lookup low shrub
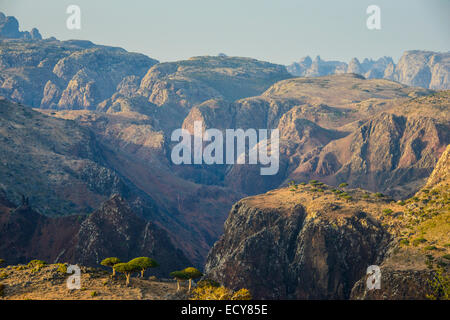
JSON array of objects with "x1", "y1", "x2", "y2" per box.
[
  {"x1": 399, "y1": 239, "x2": 410, "y2": 246},
  {"x1": 27, "y1": 260, "x2": 46, "y2": 268},
  {"x1": 412, "y1": 238, "x2": 427, "y2": 246},
  {"x1": 56, "y1": 263, "x2": 67, "y2": 274},
  {"x1": 197, "y1": 279, "x2": 220, "y2": 288}
]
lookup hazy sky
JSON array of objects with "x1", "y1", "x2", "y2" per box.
[{"x1": 1, "y1": 0, "x2": 449, "y2": 64}]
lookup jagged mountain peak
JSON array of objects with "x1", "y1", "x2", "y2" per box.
[
  {"x1": 287, "y1": 51, "x2": 450, "y2": 89},
  {"x1": 0, "y1": 11, "x2": 41, "y2": 40}
]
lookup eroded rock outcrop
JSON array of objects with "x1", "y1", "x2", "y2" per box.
[
  {"x1": 395, "y1": 51, "x2": 450, "y2": 90},
  {"x1": 0, "y1": 12, "x2": 41, "y2": 40},
  {"x1": 205, "y1": 187, "x2": 392, "y2": 299},
  {"x1": 0, "y1": 194, "x2": 191, "y2": 277}
]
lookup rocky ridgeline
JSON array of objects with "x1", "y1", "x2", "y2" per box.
[{"x1": 287, "y1": 52, "x2": 450, "y2": 90}]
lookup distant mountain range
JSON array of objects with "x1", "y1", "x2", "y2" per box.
[{"x1": 287, "y1": 51, "x2": 450, "y2": 90}]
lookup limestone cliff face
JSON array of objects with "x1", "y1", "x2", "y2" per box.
[
  {"x1": 205, "y1": 188, "x2": 391, "y2": 299},
  {"x1": 136, "y1": 56, "x2": 292, "y2": 131},
  {"x1": 424, "y1": 144, "x2": 450, "y2": 188},
  {"x1": 395, "y1": 51, "x2": 450, "y2": 90},
  {"x1": 0, "y1": 38, "x2": 158, "y2": 109}
]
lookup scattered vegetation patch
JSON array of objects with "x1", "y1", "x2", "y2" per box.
[
  {"x1": 412, "y1": 237, "x2": 428, "y2": 246},
  {"x1": 27, "y1": 260, "x2": 46, "y2": 268},
  {"x1": 191, "y1": 282, "x2": 252, "y2": 300},
  {"x1": 288, "y1": 180, "x2": 298, "y2": 191},
  {"x1": 27, "y1": 260, "x2": 46, "y2": 272},
  {"x1": 399, "y1": 239, "x2": 410, "y2": 246},
  {"x1": 426, "y1": 268, "x2": 450, "y2": 300},
  {"x1": 56, "y1": 263, "x2": 67, "y2": 274}
]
